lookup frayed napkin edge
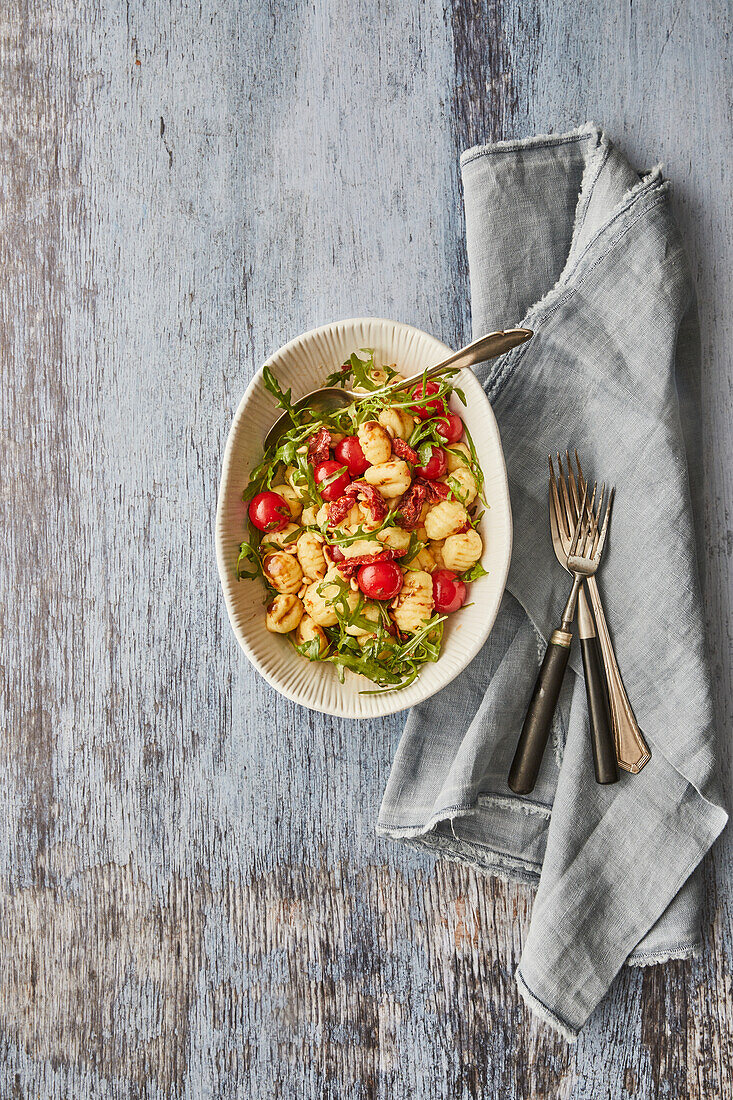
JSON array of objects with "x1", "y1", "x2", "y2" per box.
[
  {"x1": 626, "y1": 942, "x2": 701, "y2": 967},
  {"x1": 515, "y1": 968, "x2": 579, "y2": 1042},
  {"x1": 459, "y1": 122, "x2": 602, "y2": 168}
]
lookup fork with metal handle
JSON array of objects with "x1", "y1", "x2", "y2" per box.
[
  {"x1": 550, "y1": 458, "x2": 618, "y2": 784},
  {"x1": 567, "y1": 453, "x2": 651, "y2": 773},
  {"x1": 508, "y1": 483, "x2": 613, "y2": 795}
]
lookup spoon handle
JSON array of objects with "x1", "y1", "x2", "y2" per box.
[
  {"x1": 427, "y1": 327, "x2": 533, "y2": 374},
  {"x1": 376, "y1": 328, "x2": 533, "y2": 398}
]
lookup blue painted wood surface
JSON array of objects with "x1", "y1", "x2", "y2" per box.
[{"x1": 0, "y1": 0, "x2": 730, "y2": 1096}]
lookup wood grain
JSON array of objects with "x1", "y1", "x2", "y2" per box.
[{"x1": 0, "y1": 0, "x2": 730, "y2": 1096}]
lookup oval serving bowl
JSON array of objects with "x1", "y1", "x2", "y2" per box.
[{"x1": 216, "y1": 318, "x2": 512, "y2": 719}]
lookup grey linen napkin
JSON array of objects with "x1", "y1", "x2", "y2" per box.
[{"x1": 377, "y1": 125, "x2": 728, "y2": 1038}]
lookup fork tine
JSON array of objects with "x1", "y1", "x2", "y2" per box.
[
  {"x1": 558, "y1": 452, "x2": 575, "y2": 536},
  {"x1": 569, "y1": 481, "x2": 589, "y2": 556},
  {"x1": 548, "y1": 456, "x2": 565, "y2": 540},
  {"x1": 580, "y1": 481, "x2": 598, "y2": 556},
  {"x1": 549, "y1": 484, "x2": 561, "y2": 547},
  {"x1": 566, "y1": 449, "x2": 581, "y2": 521},
  {"x1": 590, "y1": 483, "x2": 605, "y2": 555},
  {"x1": 573, "y1": 450, "x2": 592, "y2": 548},
  {"x1": 594, "y1": 487, "x2": 615, "y2": 559}
]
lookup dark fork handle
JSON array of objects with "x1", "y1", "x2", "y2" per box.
[
  {"x1": 580, "y1": 635, "x2": 619, "y2": 784},
  {"x1": 508, "y1": 630, "x2": 571, "y2": 794},
  {"x1": 577, "y1": 589, "x2": 619, "y2": 785}
]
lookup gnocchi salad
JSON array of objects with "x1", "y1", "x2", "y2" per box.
[{"x1": 237, "y1": 350, "x2": 488, "y2": 692}]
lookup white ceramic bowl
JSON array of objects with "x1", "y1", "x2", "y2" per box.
[{"x1": 216, "y1": 318, "x2": 512, "y2": 718}]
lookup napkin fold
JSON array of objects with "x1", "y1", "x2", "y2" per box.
[{"x1": 377, "y1": 125, "x2": 728, "y2": 1038}]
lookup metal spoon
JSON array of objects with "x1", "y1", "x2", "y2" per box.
[{"x1": 264, "y1": 327, "x2": 533, "y2": 448}]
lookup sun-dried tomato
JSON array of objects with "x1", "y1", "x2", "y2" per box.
[
  {"x1": 307, "y1": 426, "x2": 332, "y2": 466},
  {"x1": 327, "y1": 479, "x2": 389, "y2": 528},
  {"x1": 391, "y1": 437, "x2": 419, "y2": 464},
  {"x1": 326, "y1": 493, "x2": 353, "y2": 527},
  {"x1": 397, "y1": 480, "x2": 429, "y2": 529},
  {"x1": 425, "y1": 479, "x2": 450, "y2": 502},
  {"x1": 336, "y1": 547, "x2": 403, "y2": 577},
  {"x1": 349, "y1": 481, "x2": 388, "y2": 523}
]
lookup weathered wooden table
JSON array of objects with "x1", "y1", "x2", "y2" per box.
[{"x1": 1, "y1": 1, "x2": 730, "y2": 1096}]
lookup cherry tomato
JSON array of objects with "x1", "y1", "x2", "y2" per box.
[
  {"x1": 249, "y1": 491, "x2": 291, "y2": 532},
  {"x1": 415, "y1": 445, "x2": 448, "y2": 480},
  {"x1": 432, "y1": 569, "x2": 467, "y2": 614},
  {"x1": 409, "y1": 379, "x2": 445, "y2": 420},
  {"x1": 334, "y1": 435, "x2": 369, "y2": 477},
  {"x1": 314, "y1": 460, "x2": 351, "y2": 502},
  {"x1": 329, "y1": 544, "x2": 345, "y2": 563},
  {"x1": 435, "y1": 411, "x2": 464, "y2": 444},
  {"x1": 357, "y1": 561, "x2": 404, "y2": 600}
]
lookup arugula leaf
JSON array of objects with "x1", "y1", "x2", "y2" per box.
[
  {"x1": 325, "y1": 348, "x2": 379, "y2": 391},
  {"x1": 459, "y1": 421, "x2": 486, "y2": 500},
  {"x1": 461, "y1": 561, "x2": 489, "y2": 581},
  {"x1": 402, "y1": 531, "x2": 426, "y2": 564},
  {"x1": 348, "y1": 349, "x2": 378, "y2": 391},
  {"x1": 329, "y1": 649, "x2": 403, "y2": 686},
  {"x1": 417, "y1": 440, "x2": 435, "y2": 466},
  {"x1": 324, "y1": 363, "x2": 351, "y2": 387},
  {"x1": 281, "y1": 526, "x2": 300, "y2": 545},
  {"x1": 291, "y1": 636, "x2": 324, "y2": 661},
  {"x1": 446, "y1": 473, "x2": 469, "y2": 503},
  {"x1": 326, "y1": 508, "x2": 400, "y2": 547},
  {"x1": 236, "y1": 541, "x2": 262, "y2": 580},
  {"x1": 242, "y1": 420, "x2": 315, "y2": 501},
  {"x1": 262, "y1": 365, "x2": 299, "y2": 423}
]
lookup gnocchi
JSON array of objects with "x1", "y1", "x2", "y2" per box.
[
  {"x1": 446, "y1": 466, "x2": 478, "y2": 504},
  {"x1": 295, "y1": 615, "x2": 329, "y2": 655},
  {"x1": 346, "y1": 600, "x2": 381, "y2": 637},
  {"x1": 263, "y1": 551, "x2": 303, "y2": 593},
  {"x1": 261, "y1": 522, "x2": 301, "y2": 553},
  {"x1": 378, "y1": 407, "x2": 415, "y2": 439},
  {"x1": 442, "y1": 528, "x2": 483, "y2": 572},
  {"x1": 445, "y1": 442, "x2": 472, "y2": 472},
  {"x1": 392, "y1": 570, "x2": 435, "y2": 633},
  {"x1": 363, "y1": 458, "x2": 412, "y2": 498},
  {"x1": 296, "y1": 531, "x2": 327, "y2": 580},
  {"x1": 424, "y1": 500, "x2": 470, "y2": 540},
  {"x1": 377, "y1": 526, "x2": 412, "y2": 553},
  {"x1": 341, "y1": 537, "x2": 384, "y2": 559},
  {"x1": 430, "y1": 540, "x2": 446, "y2": 570},
  {"x1": 339, "y1": 503, "x2": 364, "y2": 531},
  {"x1": 271, "y1": 482, "x2": 303, "y2": 518},
  {"x1": 357, "y1": 421, "x2": 392, "y2": 465},
  {"x1": 303, "y1": 567, "x2": 360, "y2": 627},
  {"x1": 266, "y1": 594, "x2": 304, "y2": 634},
  {"x1": 404, "y1": 545, "x2": 437, "y2": 573}
]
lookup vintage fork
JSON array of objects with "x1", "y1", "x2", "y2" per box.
[
  {"x1": 549, "y1": 458, "x2": 618, "y2": 785},
  {"x1": 563, "y1": 452, "x2": 651, "y2": 774},
  {"x1": 509, "y1": 483, "x2": 614, "y2": 795}
]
